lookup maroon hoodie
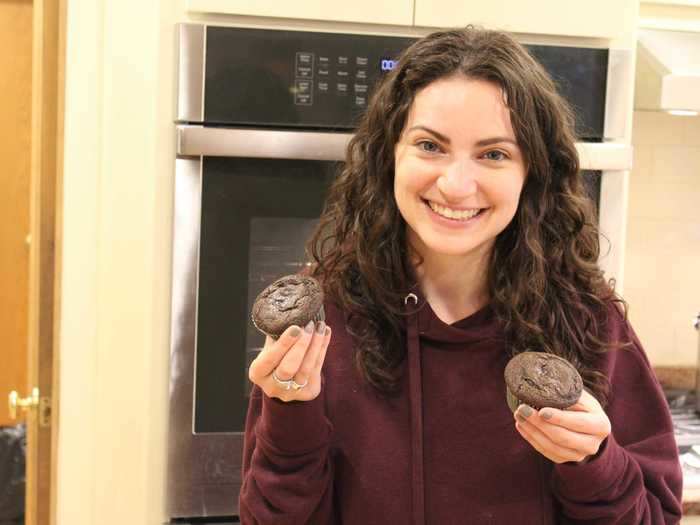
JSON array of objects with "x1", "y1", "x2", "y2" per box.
[{"x1": 240, "y1": 293, "x2": 683, "y2": 524}]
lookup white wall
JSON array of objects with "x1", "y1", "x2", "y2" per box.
[
  {"x1": 625, "y1": 111, "x2": 700, "y2": 367},
  {"x1": 57, "y1": 0, "x2": 179, "y2": 522},
  {"x1": 627, "y1": 1, "x2": 700, "y2": 367}
]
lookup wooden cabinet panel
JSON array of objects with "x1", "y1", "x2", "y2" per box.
[
  {"x1": 415, "y1": 0, "x2": 634, "y2": 39},
  {"x1": 187, "y1": 0, "x2": 414, "y2": 26}
]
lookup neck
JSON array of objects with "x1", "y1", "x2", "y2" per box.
[{"x1": 413, "y1": 247, "x2": 492, "y2": 324}]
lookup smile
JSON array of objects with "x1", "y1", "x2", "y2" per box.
[{"x1": 425, "y1": 200, "x2": 484, "y2": 221}]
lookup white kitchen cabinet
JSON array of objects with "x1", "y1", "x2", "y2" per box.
[
  {"x1": 415, "y1": 0, "x2": 635, "y2": 39},
  {"x1": 186, "y1": 0, "x2": 414, "y2": 26}
]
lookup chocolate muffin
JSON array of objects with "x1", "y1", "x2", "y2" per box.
[
  {"x1": 251, "y1": 275, "x2": 325, "y2": 339},
  {"x1": 504, "y1": 352, "x2": 583, "y2": 412}
]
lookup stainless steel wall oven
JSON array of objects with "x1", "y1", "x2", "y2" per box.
[{"x1": 167, "y1": 23, "x2": 631, "y2": 523}]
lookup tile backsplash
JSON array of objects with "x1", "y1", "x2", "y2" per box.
[{"x1": 624, "y1": 111, "x2": 700, "y2": 367}]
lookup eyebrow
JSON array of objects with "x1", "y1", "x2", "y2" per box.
[{"x1": 406, "y1": 125, "x2": 518, "y2": 148}]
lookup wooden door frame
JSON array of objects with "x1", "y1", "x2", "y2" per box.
[{"x1": 26, "y1": 1, "x2": 65, "y2": 524}]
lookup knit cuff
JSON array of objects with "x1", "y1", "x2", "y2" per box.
[
  {"x1": 553, "y1": 432, "x2": 628, "y2": 500},
  {"x1": 257, "y1": 392, "x2": 330, "y2": 454}
]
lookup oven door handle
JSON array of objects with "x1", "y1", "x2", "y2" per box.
[
  {"x1": 176, "y1": 125, "x2": 352, "y2": 161},
  {"x1": 176, "y1": 125, "x2": 633, "y2": 171}
]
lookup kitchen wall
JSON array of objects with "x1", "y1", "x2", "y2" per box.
[{"x1": 624, "y1": 111, "x2": 700, "y2": 366}]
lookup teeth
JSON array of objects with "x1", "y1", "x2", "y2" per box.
[{"x1": 428, "y1": 201, "x2": 481, "y2": 220}]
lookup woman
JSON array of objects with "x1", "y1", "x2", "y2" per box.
[{"x1": 240, "y1": 27, "x2": 683, "y2": 524}]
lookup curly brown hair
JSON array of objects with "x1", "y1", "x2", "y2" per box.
[{"x1": 307, "y1": 26, "x2": 629, "y2": 406}]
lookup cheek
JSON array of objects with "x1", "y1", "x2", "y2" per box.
[
  {"x1": 485, "y1": 178, "x2": 525, "y2": 227},
  {"x1": 394, "y1": 160, "x2": 427, "y2": 200},
  {"x1": 498, "y1": 175, "x2": 526, "y2": 208}
]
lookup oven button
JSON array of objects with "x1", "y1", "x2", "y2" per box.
[
  {"x1": 294, "y1": 80, "x2": 313, "y2": 105},
  {"x1": 295, "y1": 52, "x2": 314, "y2": 79},
  {"x1": 296, "y1": 66, "x2": 313, "y2": 79}
]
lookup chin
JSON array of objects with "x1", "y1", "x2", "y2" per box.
[{"x1": 422, "y1": 240, "x2": 484, "y2": 258}]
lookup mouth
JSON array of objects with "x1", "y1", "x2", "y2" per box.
[{"x1": 423, "y1": 199, "x2": 487, "y2": 222}]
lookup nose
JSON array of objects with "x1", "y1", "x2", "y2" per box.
[{"x1": 436, "y1": 158, "x2": 477, "y2": 202}]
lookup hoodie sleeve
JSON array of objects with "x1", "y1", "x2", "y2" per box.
[
  {"x1": 239, "y1": 385, "x2": 335, "y2": 525},
  {"x1": 551, "y1": 305, "x2": 683, "y2": 524}
]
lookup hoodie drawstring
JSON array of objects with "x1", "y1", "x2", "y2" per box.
[{"x1": 405, "y1": 292, "x2": 425, "y2": 525}]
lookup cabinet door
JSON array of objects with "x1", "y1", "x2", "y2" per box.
[
  {"x1": 186, "y1": 0, "x2": 414, "y2": 26},
  {"x1": 415, "y1": 0, "x2": 634, "y2": 39}
]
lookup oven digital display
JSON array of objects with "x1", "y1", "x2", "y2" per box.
[{"x1": 381, "y1": 58, "x2": 398, "y2": 72}]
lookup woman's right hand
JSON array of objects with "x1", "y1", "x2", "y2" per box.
[{"x1": 248, "y1": 321, "x2": 332, "y2": 402}]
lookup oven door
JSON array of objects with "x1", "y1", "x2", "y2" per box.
[{"x1": 168, "y1": 127, "x2": 347, "y2": 519}]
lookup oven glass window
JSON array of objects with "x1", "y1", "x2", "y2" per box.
[{"x1": 195, "y1": 157, "x2": 339, "y2": 433}]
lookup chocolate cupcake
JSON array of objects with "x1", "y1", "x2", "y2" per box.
[
  {"x1": 504, "y1": 352, "x2": 583, "y2": 412},
  {"x1": 251, "y1": 275, "x2": 325, "y2": 339}
]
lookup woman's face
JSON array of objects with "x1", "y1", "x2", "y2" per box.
[{"x1": 394, "y1": 75, "x2": 527, "y2": 263}]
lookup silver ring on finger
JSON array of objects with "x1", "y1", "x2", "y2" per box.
[{"x1": 272, "y1": 370, "x2": 308, "y2": 391}]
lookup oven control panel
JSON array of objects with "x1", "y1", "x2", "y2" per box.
[
  {"x1": 185, "y1": 25, "x2": 608, "y2": 138},
  {"x1": 201, "y1": 26, "x2": 414, "y2": 129},
  {"x1": 293, "y1": 51, "x2": 373, "y2": 109}
]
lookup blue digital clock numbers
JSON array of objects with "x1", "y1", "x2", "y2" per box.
[{"x1": 381, "y1": 59, "x2": 398, "y2": 72}]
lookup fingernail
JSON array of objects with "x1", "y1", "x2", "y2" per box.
[
  {"x1": 316, "y1": 321, "x2": 326, "y2": 334},
  {"x1": 289, "y1": 326, "x2": 301, "y2": 338},
  {"x1": 324, "y1": 326, "x2": 331, "y2": 336},
  {"x1": 305, "y1": 320, "x2": 314, "y2": 333},
  {"x1": 541, "y1": 409, "x2": 553, "y2": 420},
  {"x1": 519, "y1": 405, "x2": 533, "y2": 419}
]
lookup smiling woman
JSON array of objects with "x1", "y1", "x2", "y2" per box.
[{"x1": 240, "y1": 26, "x2": 683, "y2": 525}]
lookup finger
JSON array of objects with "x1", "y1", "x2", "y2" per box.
[
  {"x1": 314, "y1": 326, "x2": 332, "y2": 372},
  {"x1": 274, "y1": 320, "x2": 316, "y2": 381},
  {"x1": 515, "y1": 421, "x2": 570, "y2": 463},
  {"x1": 523, "y1": 413, "x2": 604, "y2": 456},
  {"x1": 294, "y1": 321, "x2": 327, "y2": 385},
  {"x1": 249, "y1": 325, "x2": 302, "y2": 379},
  {"x1": 516, "y1": 405, "x2": 604, "y2": 457},
  {"x1": 516, "y1": 420, "x2": 587, "y2": 463},
  {"x1": 536, "y1": 406, "x2": 611, "y2": 436}
]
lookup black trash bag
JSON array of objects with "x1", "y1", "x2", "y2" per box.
[{"x1": 0, "y1": 423, "x2": 25, "y2": 524}]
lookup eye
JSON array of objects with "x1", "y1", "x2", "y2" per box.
[
  {"x1": 416, "y1": 140, "x2": 442, "y2": 154},
  {"x1": 482, "y1": 150, "x2": 509, "y2": 161}
]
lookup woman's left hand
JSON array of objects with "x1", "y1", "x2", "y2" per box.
[{"x1": 514, "y1": 389, "x2": 612, "y2": 464}]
